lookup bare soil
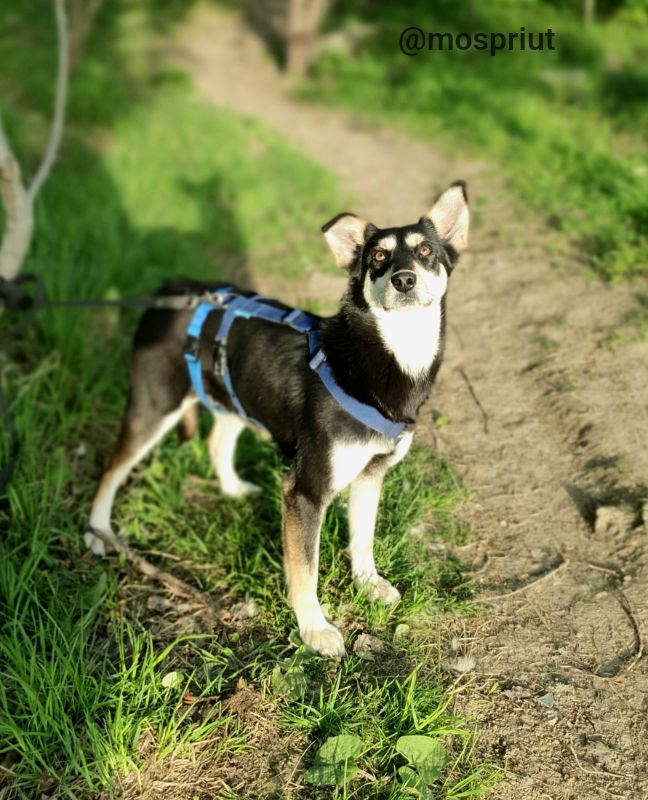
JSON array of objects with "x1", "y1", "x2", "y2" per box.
[{"x1": 151, "y1": 7, "x2": 647, "y2": 799}]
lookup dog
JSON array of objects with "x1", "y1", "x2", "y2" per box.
[{"x1": 85, "y1": 181, "x2": 469, "y2": 657}]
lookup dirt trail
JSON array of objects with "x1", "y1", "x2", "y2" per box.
[{"x1": 171, "y1": 9, "x2": 648, "y2": 799}]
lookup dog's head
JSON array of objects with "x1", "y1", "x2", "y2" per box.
[{"x1": 322, "y1": 181, "x2": 469, "y2": 312}]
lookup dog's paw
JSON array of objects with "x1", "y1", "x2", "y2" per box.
[
  {"x1": 84, "y1": 529, "x2": 108, "y2": 556},
  {"x1": 356, "y1": 574, "x2": 401, "y2": 605},
  {"x1": 221, "y1": 479, "x2": 262, "y2": 498},
  {"x1": 84, "y1": 530, "x2": 106, "y2": 556},
  {"x1": 300, "y1": 623, "x2": 346, "y2": 658}
]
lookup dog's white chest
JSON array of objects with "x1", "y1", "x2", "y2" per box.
[
  {"x1": 373, "y1": 303, "x2": 443, "y2": 378},
  {"x1": 329, "y1": 442, "x2": 375, "y2": 493},
  {"x1": 328, "y1": 433, "x2": 413, "y2": 494}
]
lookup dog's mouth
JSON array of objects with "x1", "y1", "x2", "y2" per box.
[{"x1": 383, "y1": 294, "x2": 433, "y2": 311}]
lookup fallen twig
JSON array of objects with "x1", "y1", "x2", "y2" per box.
[
  {"x1": 568, "y1": 744, "x2": 629, "y2": 782},
  {"x1": 585, "y1": 561, "x2": 623, "y2": 580},
  {"x1": 582, "y1": 562, "x2": 644, "y2": 677},
  {"x1": 182, "y1": 691, "x2": 220, "y2": 705},
  {"x1": 457, "y1": 366, "x2": 489, "y2": 433},
  {"x1": 480, "y1": 556, "x2": 568, "y2": 602},
  {"x1": 615, "y1": 589, "x2": 644, "y2": 674},
  {"x1": 88, "y1": 526, "x2": 215, "y2": 608}
]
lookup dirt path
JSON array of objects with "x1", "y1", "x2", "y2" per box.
[{"x1": 171, "y1": 9, "x2": 648, "y2": 798}]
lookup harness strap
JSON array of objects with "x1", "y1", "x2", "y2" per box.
[
  {"x1": 185, "y1": 289, "x2": 407, "y2": 443},
  {"x1": 184, "y1": 300, "x2": 222, "y2": 411},
  {"x1": 212, "y1": 293, "x2": 319, "y2": 431},
  {"x1": 306, "y1": 330, "x2": 406, "y2": 441}
]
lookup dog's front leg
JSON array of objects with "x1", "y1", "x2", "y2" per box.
[
  {"x1": 348, "y1": 467, "x2": 401, "y2": 604},
  {"x1": 282, "y1": 472, "x2": 345, "y2": 657}
]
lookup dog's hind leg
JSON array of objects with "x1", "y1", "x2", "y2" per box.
[
  {"x1": 85, "y1": 397, "x2": 196, "y2": 556},
  {"x1": 282, "y1": 471, "x2": 345, "y2": 657},
  {"x1": 177, "y1": 405, "x2": 198, "y2": 441},
  {"x1": 348, "y1": 466, "x2": 401, "y2": 605},
  {"x1": 208, "y1": 412, "x2": 260, "y2": 498}
]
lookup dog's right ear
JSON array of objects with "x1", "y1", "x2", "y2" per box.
[
  {"x1": 426, "y1": 181, "x2": 469, "y2": 254},
  {"x1": 322, "y1": 213, "x2": 369, "y2": 270}
]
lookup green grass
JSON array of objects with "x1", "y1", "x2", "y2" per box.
[
  {"x1": 1, "y1": 3, "x2": 493, "y2": 798},
  {"x1": 299, "y1": 0, "x2": 648, "y2": 281}
]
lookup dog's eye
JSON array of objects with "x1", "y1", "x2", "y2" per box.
[
  {"x1": 372, "y1": 249, "x2": 386, "y2": 263},
  {"x1": 419, "y1": 244, "x2": 433, "y2": 258}
]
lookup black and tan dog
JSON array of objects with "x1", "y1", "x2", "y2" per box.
[{"x1": 86, "y1": 182, "x2": 469, "y2": 657}]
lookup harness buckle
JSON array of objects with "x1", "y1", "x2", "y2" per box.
[
  {"x1": 283, "y1": 308, "x2": 302, "y2": 328},
  {"x1": 309, "y1": 348, "x2": 326, "y2": 371},
  {"x1": 184, "y1": 334, "x2": 200, "y2": 363}
]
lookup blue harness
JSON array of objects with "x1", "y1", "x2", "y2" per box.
[{"x1": 184, "y1": 287, "x2": 406, "y2": 443}]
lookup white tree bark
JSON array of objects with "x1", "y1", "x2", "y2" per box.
[
  {"x1": 0, "y1": 129, "x2": 33, "y2": 280},
  {"x1": 0, "y1": 0, "x2": 69, "y2": 281}
]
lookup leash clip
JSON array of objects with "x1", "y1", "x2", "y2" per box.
[{"x1": 209, "y1": 287, "x2": 235, "y2": 307}]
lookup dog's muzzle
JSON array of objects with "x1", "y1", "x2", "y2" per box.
[{"x1": 391, "y1": 270, "x2": 417, "y2": 294}]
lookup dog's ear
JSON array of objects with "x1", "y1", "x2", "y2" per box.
[
  {"x1": 426, "y1": 181, "x2": 469, "y2": 253},
  {"x1": 321, "y1": 213, "x2": 369, "y2": 270}
]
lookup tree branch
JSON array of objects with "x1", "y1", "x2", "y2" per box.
[
  {"x1": 0, "y1": 127, "x2": 33, "y2": 280},
  {"x1": 28, "y1": 0, "x2": 69, "y2": 202},
  {"x1": 0, "y1": 0, "x2": 69, "y2": 280}
]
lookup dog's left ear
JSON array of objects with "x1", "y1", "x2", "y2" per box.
[
  {"x1": 322, "y1": 213, "x2": 370, "y2": 270},
  {"x1": 426, "y1": 181, "x2": 469, "y2": 254}
]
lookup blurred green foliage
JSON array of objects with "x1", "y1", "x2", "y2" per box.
[
  {"x1": 302, "y1": 0, "x2": 648, "y2": 280},
  {"x1": 0, "y1": 3, "x2": 346, "y2": 796},
  {"x1": 0, "y1": 4, "x2": 493, "y2": 799}
]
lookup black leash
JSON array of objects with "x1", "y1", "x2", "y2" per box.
[
  {"x1": 0, "y1": 274, "x2": 215, "y2": 496},
  {"x1": 0, "y1": 274, "x2": 211, "y2": 314}
]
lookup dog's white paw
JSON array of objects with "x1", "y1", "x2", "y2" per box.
[
  {"x1": 356, "y1": 574, "x2": 401, "y2": 605},
  {"x1": 221, "y1": 479, "x2": 261, "y2": 498},
  {"x1": 84, "y1": 529, "x2": 108, "y2": 556},
  {"x1": 300, "y1": 623, "x2": 346, "y2": 657}
]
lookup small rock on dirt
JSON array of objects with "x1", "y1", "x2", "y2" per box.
[
  {"x1": 353, "y1": 633, "x2": 384, "y2": 655},
  {"x1": 230, "y1": 599, "x2": 258, "y2": 621},
  {"x1": 444, "y1": 655, "x2": 476, "y2": 674},
  {"x1": 594, "y1": 505, "x2": 634, "y2": 537}
]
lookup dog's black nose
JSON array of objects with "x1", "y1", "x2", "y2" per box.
[{"x1": 391, "y1": 271, "x2": 417, "y2": 293}]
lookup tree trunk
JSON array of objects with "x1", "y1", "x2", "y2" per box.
[
  {"x1": 0, "y1": 0, "x2": 68, "y2": 281},
  {"x1": 583, "y1": 0, "x2": 595, "y2": 25},
  {"x1": 285, "y1": 0, "x2": 330, "y2": 74},
  {"x1": 0, "y1": 130, "x2": 33, "y2": 281}
]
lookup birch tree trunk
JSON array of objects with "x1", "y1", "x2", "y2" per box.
[
  {"x1": 0, "y1": 130, "x2": 33, "y2": 281},
  {"x1": 0, "y1": 0, "x2": 69, "y2": 281}
]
